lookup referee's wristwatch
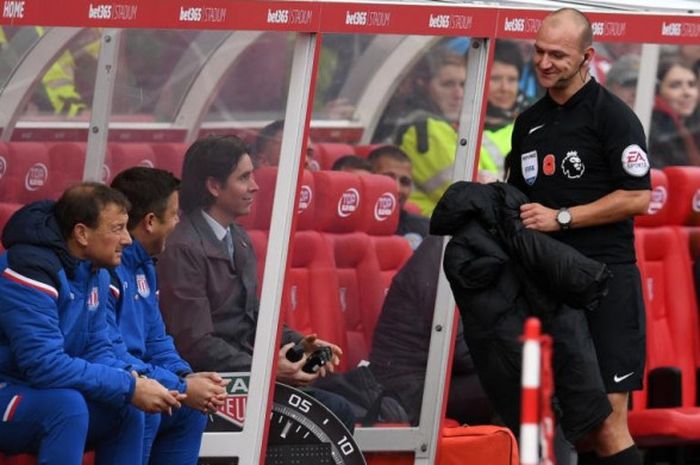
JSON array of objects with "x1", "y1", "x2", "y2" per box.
[{"x1": 556, "y1": 208, "x2": 572, "y2": 230}]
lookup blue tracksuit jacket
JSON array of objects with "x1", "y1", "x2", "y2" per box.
[
  {"x1": 107, "y1": 239, "x2": 191, "y2": 392},
  {"x1": 0, "y1": 201, "x2": 135, "y2": 406}
]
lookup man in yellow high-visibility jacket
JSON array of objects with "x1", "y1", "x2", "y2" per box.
[{"x1": 0, "y1": 27, "x2": 99, "y2": 116}]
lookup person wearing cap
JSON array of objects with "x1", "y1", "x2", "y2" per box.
[{"x1": 605, "y1": 54, "x2": 640, "y2": 109}]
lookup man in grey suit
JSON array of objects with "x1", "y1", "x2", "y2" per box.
[{"x1": 156, "y1": 135, "x2": 354, "y2": 428}]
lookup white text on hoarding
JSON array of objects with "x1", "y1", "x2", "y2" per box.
[
  {"x1": 428, "y1": 13, "x2": 472, "y2": 29},
  {"x1": 345, "y1": 10, "x2": 390, "y2": 27},
  {"x1": 661, "y1": 21, "x2": 700, "y2": 37},
  {"x1": 591, "y1": 21, "x2": 626, "y2": 37},
  {"x1": 3, "y1": 1, "x2": 24, "y2": 19},
  {"x1": 179, "y1": 6, "x2": 226, "y2": 23},
  {"x1": 503, "y1": 17, "x2": 541, "y2": 33},
  {"x1": 88, "y1": 3, "x2": 137, "y2": 20},
  {"x1": 267, "y1": 9, "x2": 312, "y2": 25}
]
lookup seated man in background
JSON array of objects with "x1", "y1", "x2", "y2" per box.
[
  {"x1": 331, "y1": 154, "x2": 373, "y2": 175},
  {"x1": 0, "y1": 183, "x2": 181, "y2": 465},
  {"x1": 369, "y1": 235, "x2": 492, "y2": 426},
  {"x1": 253, "y1": 119, "x2": 317, "y2": 170},
  {"x1": 604, "y1": 54, "x2": 640, "y2": 109},
  {"x1": 252, "y1": 119, "x2": 285, "y2": 168},
  {"x1": 109, "y1": 167, "x2": 227, "y2": 465},
  {"x1": 156, "y1": 135, "x2": 355, "y2": 430},
  {"x1": 367, "y1": 145, "x2": 429, "y2": 250}
]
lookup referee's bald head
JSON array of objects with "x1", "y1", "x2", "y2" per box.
[{"x1": 544, "y1": 8, "x2": 593, "y2": 52}]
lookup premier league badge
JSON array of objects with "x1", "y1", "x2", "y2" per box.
[
  {"x1": 562, "y1": 151, "x2": 585, "y2": 179},
  {"x1": 521, "y1": 151, "x2": 538, "y2": 186},
  {"x1": 136, "y1": 274, "x2": 150, "y2": 298}
]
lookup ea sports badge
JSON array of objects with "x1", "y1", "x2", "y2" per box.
[
  {"x1": 621, "y1": 144, "x2": 649, "y2": 177},
  {"x1": 521, "y1": 151, "x2": 538, "y2": 185}
]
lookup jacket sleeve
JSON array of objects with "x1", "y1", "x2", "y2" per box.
[
  {"x1": 144, "y1": 295, "x2": 192, "y2": 379},
  {"x1": 506, "y1": 117, "x2": 526, "y2": 192},
  {"x1": 107, "y1": 274, "x2": 187, "y2": 392},
  {"x1": 451, "y1": 318, "x2": 476, "y2": 375},
  {"x1": 105, "y1": 279, "x2": 152, "y2": 374},
  {"x1": 508, "y1": 228, "x2": 611, "y2": 310},
  {"x1": 0, "y1": 272, "x2": 135, "y2": 406},
  {"x1": 157, "y1": 242, "x2": 254, "y2": 372}
]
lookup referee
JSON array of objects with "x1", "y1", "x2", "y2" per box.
[{"x1": 507, "y1": 8, "x2": 651, "y2": 465}]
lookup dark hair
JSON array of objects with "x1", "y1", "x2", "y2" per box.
[
  {"x1": 331, "y1": 155, "x2": 373, "y2": 172},
  {"x1": 254, "y1": 120, "x2": 284, "y2": 157},
  {"x1": 424, "y1": 45, "x2": 467, "y2": 81},
  {"x1": 550, "y1": 8, "x2": 593, "y2": 50},
  {"x1": 367, "y1": 145, "x2": 411, "y2": 165},
  {"x1": 494, "y1": 40, "x2": 523, "y2": 75},
  {"x1": 657, "y1": 56, "x2": 694, "y2": 87},
  {"x1": 111, "y1": 167, "x2": 180, "y2": 230},
  {"x1": 179, "y1": 135, "x2": 250, "y2": 212},
  {"x1": 54, "y1": 182, "x2": 130, "y2": 240}
]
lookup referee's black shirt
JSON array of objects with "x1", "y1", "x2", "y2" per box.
[{"x1": 507, "y1": 78, "x2": 651, "y2": 264}]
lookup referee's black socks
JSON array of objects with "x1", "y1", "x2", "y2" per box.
[{"x1": 579, "y1": 445, "x2": 642, "y2": 465}]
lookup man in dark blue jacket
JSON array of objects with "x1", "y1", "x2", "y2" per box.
[
  {"x1": 0, "y1": 183, "x2": 182, "y2": 465},
  {"x1": 110, "y1": 167, "x2": 227, "y2": 465}
]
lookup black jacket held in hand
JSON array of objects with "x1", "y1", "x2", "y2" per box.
[{"x1": 430, "y1": 181, "x2": 611, "y2": 323}]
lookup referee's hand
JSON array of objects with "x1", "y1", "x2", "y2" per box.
[{"x1": 520, "y1": 203, "x2": 558, "y2": 232}]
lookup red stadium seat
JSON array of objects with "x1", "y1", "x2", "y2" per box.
[
  {"x1": 635, "y1": 169, "x2": 670, "y2": 228},
  {"x1": 0, "y1": 142, "x2": 53, "y2": 203},
  {"x1": 629, "y1": 226, "x2": 700, "y2": 446},
  {"x1": 284, "y1": 231, "x2": 347, "y2": 371},
  {"x1": 296, "y1": 170, "x2": 316, "y2": 232},
  {"x1": 662, "y1": 167, "x2": 700, "y2": 374},
  {"x1": 313, "y1": 171, "x2": 387, "y2": 367},
  {"x1": 46, "y1": 142, "x2": 86, "y2": 198},
  {"x1": 662, "y1": 166, "x2": 700, "y2": 226},
  {"x1": 0, "y1": 202, "x2": 21, "y2": 243},
  {"x1": 105, "y1": 143, "x2": 157, "y2": 183},
  {"x1": 359, "y1": 174, "x2": 412, "y2": 337},
  {"x1": 354, "y1": 144, "x2": 383, "y2": 159},
  {"x1": 312, "y1": 143, "x2": 355, "y2": 171},
  {"x1": 151, "y1": 142, "x2": 187, "y2": 178},
  {"x1": 329, "y1": 232, "x2": 383, "y2": 369},
  {"x1": 312, "y1": 171, "x2": 366, "y2": 233},
  {"x1": 44, "y1": 142, "x2": 114, "y2": 198},
  {"x1": 359, "y1": 174, "x2": 400, "y2": 236}
]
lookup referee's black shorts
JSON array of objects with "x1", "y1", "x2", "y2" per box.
[
  {"x1": 547, "y1": 305, "x2": 611, "y2": 443},
  {"x1": 586, "y1": 263, "x2": 646, "y2": 393}
]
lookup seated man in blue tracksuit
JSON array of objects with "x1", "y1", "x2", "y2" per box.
[
  {"x1": 0, "y1": 183, "x2": 183, "y2": 465},
  {"x1": 109, "y1": 167, "x2": 227, "y2": 465}
]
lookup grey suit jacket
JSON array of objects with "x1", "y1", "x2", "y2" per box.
[{"x1": 157, "y1": 210, "x2": 300, "y2": 372}]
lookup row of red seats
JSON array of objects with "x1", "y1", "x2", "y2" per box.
[
  {"x1": 239, "y1": 167, "x2": 413, "y2": 370},
  {"x1": 629, "y1": 167, "x2": 700, "y2": 446},
  {"x1": 0, "y1": 140, "x2": 378, "y2": 206},
  {"x1": 0, "y1": 141, "x2": 187, "y2": 205}
]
